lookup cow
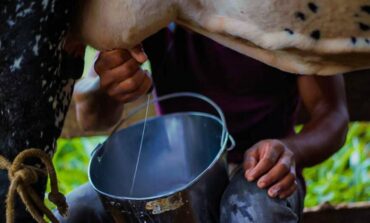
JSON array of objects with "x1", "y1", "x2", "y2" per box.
[{"x1": 75, "y1": 0, "x2": 370, "y2": 75}]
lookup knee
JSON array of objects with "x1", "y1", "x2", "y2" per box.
[
  {"x1": 220, "y1": 171, "x2": 299, "y2": 223},
  {"x1": 55, "y1": 184, "x2": 111, "y2": 223}
]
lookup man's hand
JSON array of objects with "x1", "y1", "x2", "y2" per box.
[
  {"x1": 94, "y1": 46, "x2": 152, "y2": 103},
  {"x1": 243, "y1": 139, "x2": 297, "y2": 199}
]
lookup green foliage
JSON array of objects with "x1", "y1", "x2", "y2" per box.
[
  {"x1": 45, "y1": 136, "x2": 106, "y2": 209},
  {"x1": 47, "y1": 124, "x2": 369, "y2": 209},
  {"x1": 303, "y1": 122, "x2": 370, "y2": 207}
]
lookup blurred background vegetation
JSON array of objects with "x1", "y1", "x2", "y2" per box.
[
  {"x1": 303, "y1": 122, "x2": 369, "y2": 207},
  {"x1": 46, "y1": 47, "x2": 369, "y2": 208}
]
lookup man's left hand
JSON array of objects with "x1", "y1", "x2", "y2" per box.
[{"x1": 243, "y1": 139, "x2": 297, "y2": 199}]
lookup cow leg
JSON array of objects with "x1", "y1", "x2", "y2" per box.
[{"x1": 0, "y1": 1, "x2": 83, "y2": 222}]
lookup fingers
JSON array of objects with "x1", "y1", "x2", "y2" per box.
[
  {"x1": 110, "y1": 69, "x2": 147, "y2": 96},
  {"x1": 243, "y1": 149, "x2": 258, "y2": 174},
  {"x1": 129, "y1": 45, "x2": 148, "y2": 63},
  {"x1": 94, "y1": 47, "x2": 152, "y2": 103},
  {"x1": 242, "y1": 139, "x2": 298, "y2": 199},
  {"x1": 243, "y1": 156, "x2": 257, "y2": 175},
  {"x1": 95, "y1": 45, "x2": 147, "y2": 74},
  {"x1": 99, "y1": 59, "x2": 141, "y2": 89},
  {"x1": 245, "y1": 143, "x2": 281, "y2": 181},
  {"x1": 95, "y1": 49, "x2": 131, "y2": 73},
  {"x1": 267, "y1": 171, "x2": 296, "y2": 198},
  {"x1": 257, "y1": 155, "x2": 293, "y2": 189},
  {"x1": 114, "y1": 72, "x2": 152, "y2": 103},
  {"x1": 277, "y1": 181, "x2": 298, "y2": 199}
]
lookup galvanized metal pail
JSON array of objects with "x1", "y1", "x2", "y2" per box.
[{"x1": 88, "y1": 92, "x2": 235, "y2": 223}]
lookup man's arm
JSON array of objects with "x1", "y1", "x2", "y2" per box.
[
  {"x1": 244, "y1": 75, "x2": 349, "y2": 199},
  {"x1": 74, "y1": 48, "x2": 152, "y2": 131},
  {"x1": 285, "y1": 75, "x2": 349, "y2": 167}
]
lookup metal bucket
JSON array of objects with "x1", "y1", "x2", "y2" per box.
[{"x1": 88, "y1": 92, "x2": 235, "y2": 223}]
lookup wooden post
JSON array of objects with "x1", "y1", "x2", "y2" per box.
[{"x1": 302, "y1": 202, "x2": 370, "y2": 223}]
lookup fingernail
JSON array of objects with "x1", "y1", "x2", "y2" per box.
[
  {"x1": 269, "y1": 187, "x2": 280, "y2": 197},
  {"x1": 258, "y1": 180, "x2": 266, "y2": 188},
  {"x1": 244, "y1": 170, "x2": 253, "y2": 181},
  {"x1": 247, "y1": 173, "x2": 255, "y2": 181},
  {"x1": 245, "y1": 170, "x2": 250, "y2": 176}
]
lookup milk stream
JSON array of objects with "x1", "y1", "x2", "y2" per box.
[{"x1": 129, "y1": 94, "x2": 151, "y2": 196}]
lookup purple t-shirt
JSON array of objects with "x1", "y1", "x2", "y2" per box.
[{"x1": 143, "y1": 26, "x2": 299, "y2": 164}]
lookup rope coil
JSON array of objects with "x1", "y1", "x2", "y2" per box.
[{"x1": 0, "y1": 148, "x2": 68, "y2": 223}]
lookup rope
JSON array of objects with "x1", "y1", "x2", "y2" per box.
[{"x1": 0, "y1": 148, "x2": 68, "y2": 223}]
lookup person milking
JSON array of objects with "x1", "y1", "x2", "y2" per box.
[{"x1": 57, "y1": 26, "x2": 349, "y2": 223}]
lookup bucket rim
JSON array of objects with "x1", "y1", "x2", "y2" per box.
[{"x1": 88, "y1": 111, "x2": 229, "y2": 201}]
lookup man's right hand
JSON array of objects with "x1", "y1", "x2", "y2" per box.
[
  {"x1": 94, "y1": 46, "x2": 152, "y2": 103},
  {"x1": 74, "y1": 46, "x2": 152, "y2": 131}
]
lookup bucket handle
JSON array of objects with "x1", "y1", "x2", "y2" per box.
[
  {"x1": 109, "y1": 92, "x2": 235, "y2": 151},
  {"x1": 226, "y1": 134, "x2": 236, "y2": 151}
]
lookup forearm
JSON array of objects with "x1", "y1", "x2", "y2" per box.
[
  {"x1": 283, "y1": 101, "x2": 349, "y2": 168},
  {"x1": 74, "y1": 77, "x2": 124, "y2": 131}
]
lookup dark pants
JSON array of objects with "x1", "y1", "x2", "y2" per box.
[{"x1": 56, "y1": 169, "x2": 304, "y2": 223}]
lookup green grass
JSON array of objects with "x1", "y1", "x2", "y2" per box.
[{"x1": 46, "y1": 123, "x2": 370, "y2": 209}]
